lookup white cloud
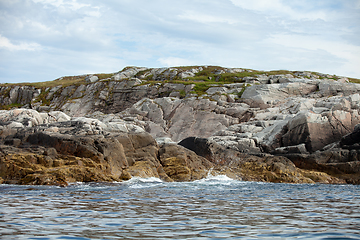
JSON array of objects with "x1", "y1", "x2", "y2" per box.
[
  {"x1": 0, "y1": 0, "x2": 359, "y2": 83},
  {"x1": 0, "y1": 34, "x2": 41, "y2": 51},
  {"x1": 230, "y1": 0, "x2": 327, "y2": 20},
  {"x1": 31, "y1": 0, "x2": 91, "y2": 11},
  {"x1": 267, "y1": 33, "x2": 360, "y2": 62},
  {"x1": 158, "y1": 57, "x2": 196, "y2": 67},
  {"x1": 266, "y1": 33, "x2": 360, "y2": 77},
  {"x1": 356, "y1": 0, "x2": 360, "y2": 9},
  {"x1": 178, "y1": 10, "x2": 237, "y2": 25}
]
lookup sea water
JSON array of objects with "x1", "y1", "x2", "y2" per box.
[{"x1": 1, "y1": 176, "x2": 360, "y2": 240}]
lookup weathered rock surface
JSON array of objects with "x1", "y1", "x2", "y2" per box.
[
  {"x1": 178, "y1": 137, "x2": 344, "y2": 184},
  {"x1": 0, "y1": 113, "x2": 215, "y2": 185},
  {"x1": 281, "y1": 124, "x2": 360, "y2": 184},
  {"x1": 0, "y1": 66, "x2": 359, "y2": 185},
  {"x1": 159, "y1": 144, "x2": 213, "y2": 181}
]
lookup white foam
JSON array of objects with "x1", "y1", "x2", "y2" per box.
[
  {"x1": 206, "y1": 175, "x2": 234, "y2": 181},
  {"x1": 68, "y1": 182, "x2": 85, "y2": 186},
  {"x1": 194, "y1": 174, "x2": 238, "y2": 185},
  {"x1": 125, "y1": 177, "x2": 163, "y2": 184},
  {"x1": 124, "y1": 177, "x2": 163, "y2": 188}
]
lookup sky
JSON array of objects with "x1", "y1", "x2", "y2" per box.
[{"x1": 0, "y1": 0, "x2": 359, "y2": 83}]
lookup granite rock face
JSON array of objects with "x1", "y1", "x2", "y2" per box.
[
  {"x1": 282, "y1": 124, "x2": 360, "y2": 184},
  {"x1": 0, "y1": 66, "x2": 359, "y2": 184},
  {"x1": 0, "y1": 115, "x2": 214, "y2": 185},
  {"x1": 178, "y1": 137, "x2": 343, "y2": 184},
  {"x1": 0, "y1": 108, "x2": 343, "y2": 185}
]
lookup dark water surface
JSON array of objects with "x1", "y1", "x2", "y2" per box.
[{"x1": 1, "y1": 176, "x2": 360, "y2": 240}]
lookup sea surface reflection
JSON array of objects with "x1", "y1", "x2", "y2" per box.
[{"x1": 1, "y1": 176, "x2": 360, "y2": 239}]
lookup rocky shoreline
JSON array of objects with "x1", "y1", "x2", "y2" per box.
[{"x1": 0, "y1": 66, "x2": 359, "y2": 185}]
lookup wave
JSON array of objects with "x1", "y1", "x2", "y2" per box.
[
  {"x1": 17, "y1": 174, "x2": 244, "y2": 190},
  {"x1": 123, "y1": 174, "x2": 244, "y2": 187},
  {"x1": 124, "y1": 177, "x2": 163, "y2": 184},
  {"x1": 124, "y1": 177, "x2": 163, "y2": 189},
  {"x1": 193, "y1": 174, "x2": 243, "y2": 186}
]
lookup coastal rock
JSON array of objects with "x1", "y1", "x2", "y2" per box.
[
  {"x1": 178, "y1": 137, "x2": 231, "y2": 165},
  {"x1": 178, "y1": 136, "x2": 343, "y2": 184},
  {"x1": 319, "y1": 81, "x2": 360, "y2": 96},
  {"x1": 0, "y1": 113, "x2": 215, "y2": 184},
  {"x1": 0, "y1": 145, "x2": 120, "y2": 186},
  {"x1": 121, "y1": 97, "x2": 240, "y2": 142},
  {"x1": 1, "y1": 66, "x2": 360, "y2": 185},
  {"x1": 279, "y1": 124, "x2": 360, "y2": 184},
  {"x1": 282, "y1": 111, "x2": 359, "y2": 152},
  {"x1": 159, "y1": 144, "x2": 213, "y2": 181},
  {"x1": 241, "y1": 82, "x2": 318, "y2": 106}
]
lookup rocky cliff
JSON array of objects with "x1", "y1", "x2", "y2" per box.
[{"x1": 1, "y1": 66, "x2": 359, "y2": 185}]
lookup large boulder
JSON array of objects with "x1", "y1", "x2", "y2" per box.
[
  {"x1": 158, "y1": 144, "x2": 213, "y2": 181},
  {"x1": 178, "y1": 137, "x2": 231, "y2": 165},
  {"x1": 280, "y1": 124, "x2": 360, "y2": 184},
  {"x1": 319, "y1": 81, "x2": 360, "y2": 96},
  {"x1": 340, "y1": 124, "x2": 360, "y2": 148},
  {"x1": 282, "y1": 111, "x2": 359, "y2": 152},
  {"x1": 0, "y1": 144, "x2": 122, "y2": 186},
  {"x1": 241, "y1": 82, "x2": 318, "y2": 106}
]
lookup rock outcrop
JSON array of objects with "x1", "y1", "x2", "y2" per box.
[
  {"x1": 0, "y1": 110, "x2": 344, "y2": 185},
  {"x1": 178, "y1": 136, "x2": 344, "y2": 184},
  {"x1": 0, "y1": 66, "x2": 359, "y2": 185},
  {"x1": 0, "y1": 111, "x2": 214, "y2": 185},
  {"x1": 282, "y1": 124, "x2": 360, "y2": 184}
]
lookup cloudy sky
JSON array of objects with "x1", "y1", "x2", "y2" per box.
[{"x1": 0, "y1": 0, "x2": 359, "y2": 83}]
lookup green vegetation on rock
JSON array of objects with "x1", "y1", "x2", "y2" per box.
[
  {"x1": 34, "y1": 88, "x2": 51, "y2": 106},
  {"x1": 192, "y1": 82, "x2": 220, "y2": 95},
  {"x1": 0, "y1": 102, "x2": 23, "y2": 110},
  {"x1": 350, "y1": 78, "x2": 360, "y2": 84}
]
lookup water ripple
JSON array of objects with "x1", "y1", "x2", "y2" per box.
[{"x1": 1, "y1": 178, "x2": 360, "y2": 239}]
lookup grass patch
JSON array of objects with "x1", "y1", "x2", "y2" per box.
[
  {"x1": 192, "y1": 82, "x2": 219, "y2": 95},
  {"x1": 135, "y1": 69, "x2": 152, "y2": 78},
  {"x1": 121, "y1": 66, "x2": 135, "y2": 72},
  {"x1": 267, "y1": 70, "x2": 293, "y2": 75},
  {"x1": 349, "y1": 78, "x2": 360, "y2": 84},
  {"x1": 179, "y1": 90, "x2": 186, "y2": 98},
  {"x1": 0, "y1": 75, "x2": 88, "y2": 89},
  {"x1": 137, "y1": 80, "x2": 162, "y2": 87},
  {"x1": 187, "y1": 68, "x2": 294, "y2": 83},
  {"x1": 194, "y1": 66, "x2": 224, "y2": 76},
  {"x1": 33, "y1": 88, "x2": 51, "y2": 106},
  {"x1": 96, "y1": 73, "x2": 114, "y2": 80},
  {"x1": 145, "y1": 74, "x2": 154, "y2": 80},
  {"x1": 175, "y1": 66, "x2": 204, "y2": 71},
  {"x1": 0, "y1": 102, "x2": 23, "y2": 110},
  {"x1": 0, "y1": 72, "x2": 114, "y2": 89},
  {"x1": 31, "y1": 75, "x2": 87, "y2": 88},
  {"x1": 238, "y1": 84, "x2": 251, "y2": 98},
  {"x1": 188, "y1": 76, "x2": 211, "y2": 81}
]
